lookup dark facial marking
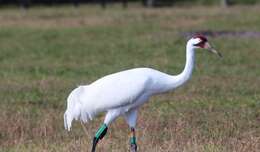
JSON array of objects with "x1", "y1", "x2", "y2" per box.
[
  {"x1": 193, "y1": 34, "x2": 208, "y2": 42},
  {"x1": 193, "y1": 34, "x2": 208, "y2": 47}
]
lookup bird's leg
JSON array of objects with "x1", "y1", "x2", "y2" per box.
[
  {"x1": 129, "y1": 127, "x2": 137, "y2": 152},
  {"x1": 91, "y1": 110, "x2": 121, "y2": 151},
  {"x1": 91, "y1": 123, "x2": 108, "y2": 152}
]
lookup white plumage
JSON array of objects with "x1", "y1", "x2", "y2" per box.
[
  {"x1": 64, "y1": 35, "x2": 221, "y2": 151},
  {"x1": 64, "y1": 68, "x2": 180, "y2": 130}
]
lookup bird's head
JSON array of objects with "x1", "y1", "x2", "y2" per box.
[{"x1": 188, "y1": 34, "x2": 222, "y2": 58}]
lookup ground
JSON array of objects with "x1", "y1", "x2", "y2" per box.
[{"x1": 0, "y1": 4, "x2": 259, "y2": 152}]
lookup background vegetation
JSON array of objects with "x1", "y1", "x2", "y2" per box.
[
  {"x1": 1, "y1": 0, "x2": 260, "y2": 6},
  {"x1": 0, "y1": 3, "x2": 259, "y2": 152}
]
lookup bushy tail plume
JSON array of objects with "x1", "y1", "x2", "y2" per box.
[
  {"x1": 64, "y1": 111, "x2": 71, "y2": 131},
  {"x1": 64, "y1": 86, "x2": 95, "y2": 131}
]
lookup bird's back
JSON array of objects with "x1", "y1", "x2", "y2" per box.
[{"x1": 82, "y1": 68, "x2": 153, "y2": 111}]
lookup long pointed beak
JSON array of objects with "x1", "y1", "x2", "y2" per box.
[{"x1": 204, "y1": 42, "x2": 222, "y2": 58}]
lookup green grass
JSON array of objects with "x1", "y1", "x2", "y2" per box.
[{"x1": 0, "y1": 4, "x2": 260, "y2": 152}]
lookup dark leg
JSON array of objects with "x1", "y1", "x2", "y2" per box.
[
  {"x1": 91, "y1": 124, "x2": 108, "y2": 152},
  {"x1": 130, "y1": 128, "x2": 137, "y2": 152}
]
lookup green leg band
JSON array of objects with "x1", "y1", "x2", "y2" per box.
[
  {"x1": 95, "y1": 124, "x2": 107, "y2": 139},
  {"x1": 130, "y1": 137, "x2": 136, "y2": 145}
]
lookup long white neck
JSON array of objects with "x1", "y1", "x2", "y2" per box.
[
  {"x1": 163, "y1": 42, "x2": 195, "y2": 91},
  {"x1": 174, "y1": 42, "x2": 195, "y2": 87}
]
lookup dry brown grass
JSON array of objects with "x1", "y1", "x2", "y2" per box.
[{"x1": 1, "y1": 105, "x2": 259, "y2": 152}]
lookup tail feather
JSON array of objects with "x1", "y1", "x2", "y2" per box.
[
  {"x1": 64, "y1": 111, "x2": 71, "y2": 131},
  {"x1": 64, "y1": 86, "x2": 95, "y2": 131}
]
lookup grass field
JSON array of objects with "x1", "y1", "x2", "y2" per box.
[{"x1": 0, "y1": 4, "x2": 260, "y2": 152}]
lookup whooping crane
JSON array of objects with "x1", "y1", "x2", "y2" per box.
[{"x1": 64, "y1": 34, "x2": 222, "y2": 152}]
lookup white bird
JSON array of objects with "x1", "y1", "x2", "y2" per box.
[{"x1": 64, "y1": 34, "x2": 222, "y2": 152}]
